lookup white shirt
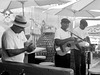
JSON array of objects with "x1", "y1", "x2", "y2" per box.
[
  {"x1": 55, "y1": 28, "x2": 71, "y2": 55},
  {"x1": 55, "y1": 28, "x2": 71, "y2": 39},
  {"x1": 73, "y1": 27, "x2": 89, "y2": 39},
  {"x1": 0, "y1": 26, "x2": 5, "y2": 48},
  {"x1": 2, "y1": 28, "x2": 27, "y2": 63},
  {"x1": 73, "y1": 27, "x2": 89, "y2": 47}
]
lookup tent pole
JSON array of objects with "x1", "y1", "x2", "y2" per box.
[
  {"x1": 22, "y1": 2, "x2": 25, "y2": 16},
  {"x1": 20, "y1": 1, "x2": 25, "y2": 16}
]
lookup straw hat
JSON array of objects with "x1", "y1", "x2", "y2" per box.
[{"x1": 13, "y1": 15, "x2": 28, "y2": 27}]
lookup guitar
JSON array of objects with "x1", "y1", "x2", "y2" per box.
[
  {"x1": 56, "y1": 31, "x2": 90, "y2": 56},
  {"x1": 56, "y1": 39, "x2": 90, "y2": 56},
  {"x1": 56, "y1": 40, "x2": 73, "y2": 56}
]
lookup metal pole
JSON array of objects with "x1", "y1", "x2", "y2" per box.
[
  {"x1": 18, "y1": 0, "x2": 27, "y2": 16},
  {"x1": 21, "y1": 1, "x2": 25, "y2": 16}
]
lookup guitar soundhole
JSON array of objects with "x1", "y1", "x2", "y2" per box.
[{"x1": 67, "y1": 43, "x2": 71, "y2": 47}]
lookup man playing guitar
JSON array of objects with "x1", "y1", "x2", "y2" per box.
[
  {"x1": 54, "y1": 18, "x2": 76, "y2": 68},
  {"x1": 70, "y1": 19, "x2": 91, "y2": 75}
]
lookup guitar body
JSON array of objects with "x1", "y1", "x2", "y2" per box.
[
  {"x1": 55, "y1": 31, "x2": 90, "y2": 56},
  {"x1": 56, "y1": 41, "x2": 89, "y2": 56},
  {"x1": 56, "y1": 47, "x2": 70, "y2": 56},
  {"x1": 56, "y1": 41, "x2": 75, "y2": 56}
]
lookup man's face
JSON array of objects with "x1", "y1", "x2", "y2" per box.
[
  {"x1": 14, "y1": 25, "x2": 25, "y2": 33},
  {"x1": 18, "y1": 26, "x2": 25, "y2": 32},
  {"x1": 80, "y1": 24, "x2": 87, "y2": 30},
  {"x1": 62, "y1": 22, "x2": 69, "y2": 30}
]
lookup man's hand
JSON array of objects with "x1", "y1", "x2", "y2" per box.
[
  {"x1": 27, "y1": 44, "x2": 36, "y2": 53},
  {"x1": 24, "y1": 42, "x2": 36, "y2": 53}
]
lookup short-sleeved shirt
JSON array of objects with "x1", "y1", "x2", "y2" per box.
[
  {"x1": 2, "y1": 28, "x2": 27, "y2": 63},
  {"x1": 73, "y1": 27, "x2": 89, "y2": 47},
  {"x1": 55, "y1": 28, "x2": 71, "y2": 39},
  {"x1": 0, "y1": 26, "x2": 5, "y2": 48},
  {"x1": 73, "y1": 27, "x2": 89, "y2": 39},
  {"x1": 55, "y1": 28, "x2": 71, "y2": 54}
]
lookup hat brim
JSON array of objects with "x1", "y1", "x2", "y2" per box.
[{"x1": 12, "y1": 21, "x2": 29, "y2": 28}]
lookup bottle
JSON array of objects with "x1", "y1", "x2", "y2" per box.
[
  {"x1": 0, "y1": 70, "x2": 10, "y2": 75},
  {"x1": 19, "y1": 69, "x2": 25, "y2": 75}
]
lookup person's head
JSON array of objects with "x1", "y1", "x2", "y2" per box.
[
  {"x1": 11, "y1": 15, "x2": 28, "y2": 33},
  {"x1": 61, "y1": 18, "x2": 70, "y2": 30},
  {"x1": 80, "y1": 19, "x2": 88, "y2": 30}
]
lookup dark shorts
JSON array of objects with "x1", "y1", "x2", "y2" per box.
[{"x1": 55, "y1": 53, "x2": 70, "y2": 68}]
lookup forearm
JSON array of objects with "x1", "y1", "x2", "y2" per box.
[
  {"x1": 55, "y1": 38, "x2": 72, "y2": 46},
  {"x1": 5, "y1": 48, "x2": 27, "y2": 57}
]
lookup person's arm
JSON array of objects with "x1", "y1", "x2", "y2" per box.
[
  {"x1": 55, "y1": 37, "x2": 75, "y2": 46},
  {"x1": 2, "y1": 32, "x2": 35, "y2": 57},
  {"x1": 5, "y1": 48, "x2": 27, "y2": 57},
  {"x1": 4, "y1": 43, "x2": 35, "y2": 57},
  {"x1": 55, "y1": 28, "x2": 75, "y2": 46}
]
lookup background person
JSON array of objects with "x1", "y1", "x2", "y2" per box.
[
  {"x1": 1, "y1": 15, "x2": 35, "y2": 63},
  {"x1": 71, "y1": 19, "x2": 91, "y2": 75}
]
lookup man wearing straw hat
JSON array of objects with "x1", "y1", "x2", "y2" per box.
[{"x1": 1, "y1": 15, "x2": 35, "y2": 63}]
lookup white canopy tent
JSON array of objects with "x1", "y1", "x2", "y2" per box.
[{"x1": 0, "y1": 0, "x2": 70, "y2": 16}]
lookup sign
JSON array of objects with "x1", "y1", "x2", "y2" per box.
[{"x1": 87, "y1": 24, "x2": 100, "y2": 36}]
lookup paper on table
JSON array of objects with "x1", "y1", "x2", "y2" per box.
[{"x1": 27, "y1": 47, "x2": 46, "y2": 54}]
